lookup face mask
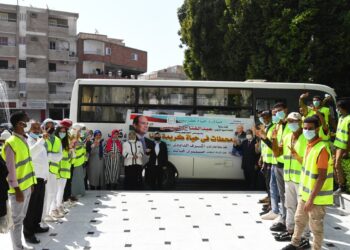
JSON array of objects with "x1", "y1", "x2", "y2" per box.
[
  {"x1": 303, "y1": 129, "x2": 316, "y2": 140},
  {"x1": 29, "y1": 132, "x2": 40, "y2": 139},
  {"x1": 80, "y1": 130, "x2": 86, "y2": 137},
  {"x1": 59, "y1": 132, "x2": 66, "y2": 139},
  {"x1": 272, "y1": 115, "x2": 280, "y2": 124},
  {"x1": 336, "y1": 109, "x2": 341, "y2": 117},
  {"x1": 129, "y1": 139, "x2": 136, "y2": 143},
  {"x1": 313, "y1": 100, "x2": 320, "y2": 107},
  {"x1": 259, "y1": 117, "x2": 265, "y2": 125},
  {"x1": 276, "y1": 111, "x2": 286, "y2": 120},
  {"x1": 154, "y1": 137, "x2": 161, "y2": 141},
  {"x1": 288, "y1": 122, "x2": 300, "y2": 132},
  {"x1": 246, "y1": 134, "x2": 253, "y2": 140}
]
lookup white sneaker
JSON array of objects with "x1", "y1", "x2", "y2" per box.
[
  {"x1": 66, "y1": 200, "x2": 77, "y2": 208},
  {"x1": 58, "y1": 205, "x2": 68, "y2": 214},
  {"x1": 261, "y1": 210, "x2": 279, "y2": 220},
  {"x1": 44, "y1": 215, "x2": 58, "y2": 222},
  {"x1": 51, "y1": 209, "x2": 64, "y2": 218}
]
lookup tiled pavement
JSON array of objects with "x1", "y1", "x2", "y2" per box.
[{"x1": 0, "y1": 191, "x2": 349, "y2": 250}]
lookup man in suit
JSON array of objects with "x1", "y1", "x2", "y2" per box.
[
  {"x1": 234, "y1": 129, "x2": 260, "y2": 190},
  {"x1": 133, "y1": 115, "x2": 154, "y2": 186},
  {"x1": 148, "y1": 132, "x2": 168, "y2": 190}
]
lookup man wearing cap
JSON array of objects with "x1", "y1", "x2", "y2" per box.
[
  {"x1": 2, "y1": 111, "x2": 37, "y2": 250},
  {"x1": 271, "y1": 113, "x2": 310, "y2": 247},
  {"x1": 42, "y1": 118, "x2": 63, "y2": 222},
  {"x1": 283, "y1": 116, "x2": 334, "y2": 250}
]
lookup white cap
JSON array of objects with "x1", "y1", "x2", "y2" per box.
[
  {"x1": 42, "y1": 118, "x2": 54, "y2": 127},
  {"x1": 287, "y1": 112, "x2": 302, "y2": 121},
  {"x1": 72, "y1": 123, "x2": 83, "y2": 130},
  {"x1": 0, "y1": 130, "x2": 11, "y2": 140}
]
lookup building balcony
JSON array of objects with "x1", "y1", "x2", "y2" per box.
[
  {"x1": 0, "y1": 68, "x2": 16, "y2": 81},
  {"x1": 48, "y1": 92, "x2": 71, "y2": 103},
  {"x1": 0, "y1": 45, "x2": 16, "y2": 57},
  {"x1": 48, "y1": 71, "x2": 75, "y2": 83},
  {"x1": 48, "y1": 25, "x2": 69, "y2": 38},
  {"x1": 81, "y1": 73, "x2": 122, "y2": 79},
  {"x1": 49, "y1": 49, "x2": 69, "y2": 61},
  {"x1": 0, "y1": 20, "x2": 16, "y2": 34}
]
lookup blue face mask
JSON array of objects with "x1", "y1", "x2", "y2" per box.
[
  {"x1": 272, "y1": 115, "x2": 280, "y2": 124},
  {"x1": 288, "y1": 122, "x2": 300, "y2": 132},
  {"x1": 29, "y1": 132, "x2": 40, "y2": 139},
  {"x1": 276, "y1": 111, "x2": 286, "y2": 120},
  {"x1": 59, "y1": 132, "x2": 66, "y2": 139},
  {"x1": 303, "y1": 129, "x2": 316, "y2": 140},
  {"x1": 313, "y1": 100, "x2": 320, "y2": 107}
]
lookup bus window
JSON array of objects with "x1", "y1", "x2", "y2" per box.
[
  {"x1": 255, "y1": 98, "x2": 285, "y2": 112},
  {"x1": 197, "y1": 88, "x2": 252, "y2": 107},
  {"x1": 80, "y1": 106, "x2": 135, "y2": 123},
  {"x1": 138, "y1": 108, "x2": 193, "y2": 116},
  {"x1": 81, "y1": 86, "x2": 135, "y2": 104},
  {"x1": 197, "y1": 108, "x2": 252, "y2": 118},
  {"x1": 139, "y1": 87, "x2": 194, "y2": 105}
]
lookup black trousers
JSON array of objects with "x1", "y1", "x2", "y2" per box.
[
  {"x1": 63, "y1": 165, "x2": 74, "y2": 201},
  {"x1": 124, "y1": 165, "x2": 142, "y2": 190},
  {"x1": 148, "y1": 165, "x2": 163, "y2": 190},
  {"x1": 23, "y1": 178, "x2": 45, "y2": 237},
  {"x1": 243, "y1": 168, "x2": 257, "y2": 190},
  {"x1": 262, "y1": 163, "x2": 272, "y2": 197}
]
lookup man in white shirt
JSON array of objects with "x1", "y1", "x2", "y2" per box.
[{"x1": 23, "y1": 121, "x2": 50, "y2": 244}]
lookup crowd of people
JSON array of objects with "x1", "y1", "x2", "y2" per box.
[
  {"x1": 0, "y1": 91, "x2": 349, "y2": 250},
  {"x1": 232, "y1": 92, "x2": 350, "y2": 250},
  {"x1": 0, "y1": 113, "x2": 168, "y2": 250}
]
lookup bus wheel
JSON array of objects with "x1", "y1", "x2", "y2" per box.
[{"x1": 162, "y1": 161, "x2": 178, "y2": 189}]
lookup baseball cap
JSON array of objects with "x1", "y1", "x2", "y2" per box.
[{"x1": 287, "y1": 112, "x2": 302, "y2": 121}]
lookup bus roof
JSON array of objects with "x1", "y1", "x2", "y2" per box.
[{"x1": 74, "y1": 79, "x2": 337, "y2": 99}]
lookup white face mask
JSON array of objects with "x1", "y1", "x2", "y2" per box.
[
  {"x1": 129, "y1": 139, "x2": 136, "y2": 143},
  {"x1": 246, "y1": 134, "x2": 253, "y2": 140}
]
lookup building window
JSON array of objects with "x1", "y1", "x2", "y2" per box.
[
  {"x1": 0, "y1": 12, "x2": 16, "y2": 22},
  {"x1": 49, "y1": 17, "x2": 68, "y2": 28},
  {"x1": 7, "y1": 81, "x2": 16, "y2": 88},
  {"x1": 30, "y1": 12, "x2": 37, "y2": 18},
  {"x1": 105, "y1": 47, "x2": 112, "y2": 55},
  {"x1": 18, "y1": 60, "x2": 26, "y2": 68},
  {"x1": 30, "y1": 36, "x2": 38, "y2": 42},
  {"x1": 49, "y1": 84, "x2": 56, "y2": 94},
  {"x1": 49, "y1": 41, "x2": 56, "y2": 50},
  {"x1": 131, "y1": 53, "x2": 138, "y2": 61},
  {"x1": 49, "y1": 63, "x2": 56, "y2": 72},
  {"x1": 0, "y1": 37, "x2": 8, "y2": 45},
  {"x1": 0, "y1": 60, "x2": 8, "y2": 69}
]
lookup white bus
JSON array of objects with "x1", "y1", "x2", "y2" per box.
[{"x1": 70, "y1": 79, "x2": 336, "y2": 184}]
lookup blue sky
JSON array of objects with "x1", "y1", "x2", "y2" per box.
[{"x1": 3, "y1": 0, "x2": 185, "y2": 73}]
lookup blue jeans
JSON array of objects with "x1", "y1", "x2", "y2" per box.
[{"x1": 270, "y1": 165, "x2": 280, "y2": 214}]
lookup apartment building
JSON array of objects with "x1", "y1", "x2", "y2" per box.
[
  {"x1": 77, "y1": 32, "x2": 147, "y2": 79},
  {"x1": 139, "y1": 65, "x2": 187, "y2": 80},
  {"x1": 0, "y1": 3, "x2": 78, "y2": 121}
]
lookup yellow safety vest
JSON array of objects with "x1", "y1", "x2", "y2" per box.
[
  {"x1": 261, "y1": 124, "x2": 277, "y2": 164},
  {"x1": 46, "y1": 136, "x2": 62, "y2": 175},
  {"x1": 73, "y1": 140, "x2": 86, "y2": 168},
  {"x1": 1, "y1": 135, "x2": 37, "y2": 194},
  {"x1": 59, "y1": 149, "x2": 72, "y2": 179},
  {"x1": 300, "y1": 141, "x2": 333, "y2": 205},
  {"x1": 334, "y1": 115, "x2": 350, "y2": 150},
  {"x1": 282, "y1": 133, "x2": 307, "y2": 184},
  {"x1": 276, "y1": 123, "x2": 292, "y2": 164},
  {"x1": 307, "y1": 106, "x2": 330, "y2": 125}
]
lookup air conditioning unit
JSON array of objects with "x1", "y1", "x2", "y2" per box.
[{"x1": 19, "y1": 91, "x2": 26, "y2": 98}]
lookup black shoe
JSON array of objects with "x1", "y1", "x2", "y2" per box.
[
  {"x1": 275, "y1": 231, "x2": 293, "y2": 241},
  {"x1": 270, "y1": 222, "x2": 287, "y2": 232},
  {"x1": 299, "y1": 238, "x2": 311, "y2": 249},
  {"x1": 25, "y1": 235, "x2": 40, "y2": 244},
  {"x1": 281, "y1": 243, "x2": 299, "y2": 250},
  {"x1": 34, "y1": 226, "x2": 49, "y2": 233},
  {"x1": 260, "y1": 209, "x2": 270, "y2": 216}
]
